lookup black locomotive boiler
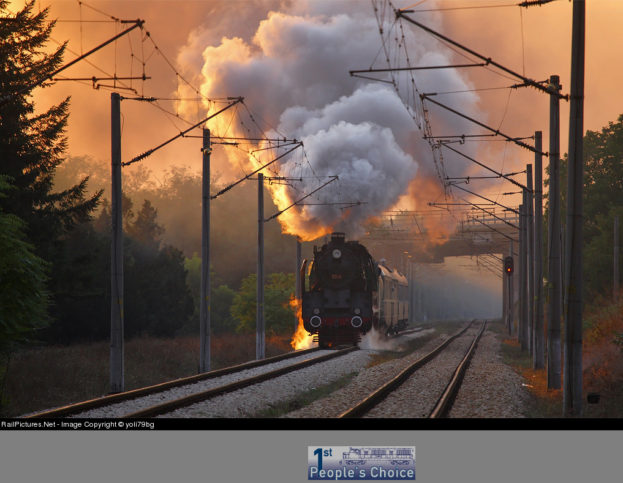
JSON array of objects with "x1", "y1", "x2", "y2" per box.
[{"x1": 300, "y1": 232, "x2": 409, "y2": 348}]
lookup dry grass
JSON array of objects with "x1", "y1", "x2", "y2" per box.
[
  {"x1": 0, "y1": 332, "x2": 291, "y2": 418},
  {"x1": 499, "y1": 297, "x2": 623, "y2": 418},
  {"x1": 519, "y1": 367, "x2": 563, "y2": 418},
  {"x1": 499, "y1": 334, "x2": 563, "y2": 417},
  {"x1": 581, "y1": 297, "x2": 623, "y2": 417}
]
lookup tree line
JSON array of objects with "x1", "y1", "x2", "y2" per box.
[
  {"x1": 545, "y1": 114, "x2": 623, "y2": 298},
  {"x1": 0, "y1": 2, "x2": 296, "y2": 356},
  {"x1": 1, "y1": 1, "x2": 621, "y2": 357}
]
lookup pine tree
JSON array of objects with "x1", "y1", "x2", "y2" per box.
[
  {"x1": 126, "y1": 199, "x2": 165, "y2": 252},
  {"x1": 0, "y1": 176, "x2": 49, "y2": 351},
  {"x1": 0, "y1": 0, "x2": 101, "y2": 260}
]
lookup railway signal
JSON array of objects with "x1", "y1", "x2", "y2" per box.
[{"x1": 504, "y1": 256, "x2": 514, "y2": 275}]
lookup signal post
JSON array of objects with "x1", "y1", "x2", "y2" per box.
[{"x1": 504, "y1": 254, "x2": 514, "y2": 335}]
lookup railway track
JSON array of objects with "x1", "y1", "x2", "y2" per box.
[
  {"x1": 25, "y1": 346, "x2": 332, "y2": 419},
  {"x1": 338, "y1": 320, "x2": 487, "y2": 418},
  {"x1": 125, "y1": 346, "x2": 357, "y2": 418},
  {"x1": 23, "y1": 323, "x2": 448, "y2": 419},
  {"x1": 429, "y1": 321, "x2": 487, "y2": 418},
  {"x1": 140, "y1": 327, "x2": 429, "y2": 418},
  {"x1": 391, "y1": 325, "x2": 429, "y2": 337}
]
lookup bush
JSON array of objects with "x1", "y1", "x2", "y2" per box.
[{"x1": 231, "y1": 273, "x2": 296, "y2": 335}]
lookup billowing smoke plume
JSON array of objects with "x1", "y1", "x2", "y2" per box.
[
  {"x1": 178, "y1": 2, "x2": 480, "y2": 240},
  {"x1": 272, "y1": 84, "x2": 418, "y2": 237}
]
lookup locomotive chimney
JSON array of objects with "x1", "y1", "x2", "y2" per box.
[{"x1": 331, "y1": 232, "x2": 346, "y2": 245}]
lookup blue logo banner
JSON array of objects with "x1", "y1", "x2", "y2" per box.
[{"x1": 308, "y1": 446, "x2": 415, "y2": 480}]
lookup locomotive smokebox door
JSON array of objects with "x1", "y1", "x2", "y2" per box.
[{"x1": 324, "y1": 289, "x2": 350, "y2": 308}]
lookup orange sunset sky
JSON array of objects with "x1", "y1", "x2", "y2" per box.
[{"x1": 7, "y1": 0, "x2": 623, "y2": 227}]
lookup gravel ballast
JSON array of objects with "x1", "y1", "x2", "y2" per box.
[
  {"x1": 286, "y1": 321, "x2": 530, "y2": 418},
  {"x1": 448, "y1": 327, "x2": 531, "y2": 418},
  {"x1": 64, "y1": 350, "x2": 340, "y2": 418},
  {"x1": 162, "y1": 350, "x2": 375, "y2": 418},
  {"x1": 22, "y1": 321, "x2": 531, "y2": 419}
]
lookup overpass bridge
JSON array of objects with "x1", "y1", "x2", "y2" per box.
[
  {"x1": 357, "y1": 209, "x2": 520, "y2": 323},
  {"x1": 359, "y1": 209, "x2": 518, "y2": 265}
]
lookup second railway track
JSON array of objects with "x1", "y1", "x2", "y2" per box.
[
  {"x1": 127, "y1": 346, "x2": 358, "y2": 418},
  {"x1": 25, "y1": 346, "x2": 357, "y2": 419},
  {"x1": 341, "y1": 320, "x2": 487, "y2": 418}
]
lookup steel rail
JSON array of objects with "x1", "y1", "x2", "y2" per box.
[
  {"x1": 124, "y1": 346, "x2": 358, "y2": 418},
  {"x1": 338, "y1": 320, "x2": 475, "y2": 418},
  {"x1": 25, "y1": 347, "x2": 320, "y2": 418},
  {"x1": 391, "y1": 325, "x2": 430, "y2": 337},
  {"x1": 429, "y1": 321, "x2": 487, "y2": 418}
]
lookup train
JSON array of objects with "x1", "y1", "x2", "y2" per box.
[{"x1": 300, "y1": 232, "x2": 409, "y2": 348}]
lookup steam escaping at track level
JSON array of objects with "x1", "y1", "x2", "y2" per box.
[{"x1": 359, "y1": 327, "x2": 404, "y2": 352}]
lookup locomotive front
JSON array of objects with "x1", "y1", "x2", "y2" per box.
[{"x1": 301, "y1": 232, "x2": 378, "y2": 347}]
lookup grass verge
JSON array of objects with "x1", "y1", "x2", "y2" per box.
[
  {"x1": 499, "y1": 337, "x2": 562, "y2": 417},
  {"x1": 0, "y1": 332, "x2": 292, "y2": 417},
  {"x1": 495, "y1": 298, "x2": 623, "y2": 418}
]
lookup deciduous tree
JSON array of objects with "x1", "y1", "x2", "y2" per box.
[
  {"x1": 545, "y1": 114, "x2": 623, "y2": 296},
  {"x1": 231, "y1": 273, "x2": 296, "y2": 335}
]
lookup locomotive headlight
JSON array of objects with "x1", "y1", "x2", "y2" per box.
[
  {"x1": 354, "y1": 308, "x2": 361, "y2": 315},
  {"x1": 310, "y1": 316, "x2": 322, "y2": 328},
  {"x1": 313, "y1": 308, "x2": 320, "y2": 315},
  {"x1": 332, "y1": 249, "x2": 342, "y2": 259},
  {"x1": 351, "y1": 316, "x2": 363, "y2": 328}
]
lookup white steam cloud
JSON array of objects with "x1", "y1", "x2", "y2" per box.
[
  {"x1": 278, "y1": 119, "x2": 417, "y2": 235},
  {"x1": 178, "y1": 3, "x2": 481, "y2": 239}
]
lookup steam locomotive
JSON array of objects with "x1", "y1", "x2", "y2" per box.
[{"x1": 300, "y1": 232, "x2": 409, "y2": 348}]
